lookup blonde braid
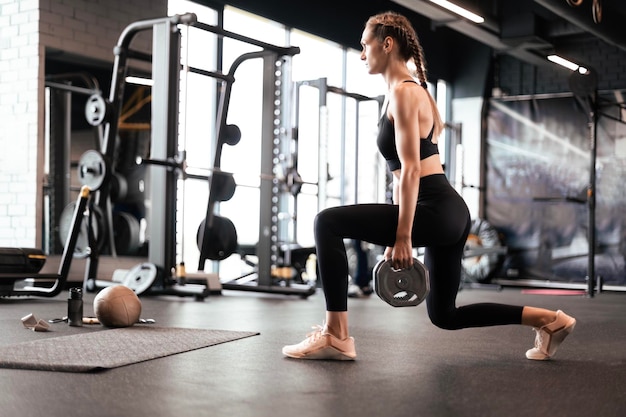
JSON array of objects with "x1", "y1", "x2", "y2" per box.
[{"x1": 406, "y1": 29, "x2": 428, "y2": 87}]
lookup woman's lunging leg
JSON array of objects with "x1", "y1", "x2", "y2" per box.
[
  {"x1": 425, "y1": 229, "x2": 524, "y2": 330},
  {"x1": 281, "y1": 204, "x2": 398, "y2": 360},
  {"x1": 314, "y1": 204, "x2": 398, "y2": 312}
]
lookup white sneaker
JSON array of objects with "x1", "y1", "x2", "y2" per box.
[
  {"x1": 348, "y1": 283, "x2": 365, "y2": 298},
  {"x1": 282, "y1": 325, "x2": 357, "y2": 360},
  {"x1": 348, "y1": 283, "x2": 373, "y2": 298},
  {"x1": 526, "y1": 310, "x2": 576, "y2": 360}
]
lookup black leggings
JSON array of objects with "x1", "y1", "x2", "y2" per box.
[{"x1": 314, "y1": 174, "x2": 523, "y2": 329}]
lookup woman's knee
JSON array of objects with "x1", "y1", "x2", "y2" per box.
[
  {"x1": 314, "y1": 207, "x2": 343, "y2": 236},
  {"x1": 427, "y1": 308, "x2": 461, "y2": 330},
  {"x1": 314, "y1": 208, "x2": 332, "y2": 235}
]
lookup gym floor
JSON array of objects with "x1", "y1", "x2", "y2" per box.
[{"x1": 1, "y1": 285, "x2": 625, "y2": 417}]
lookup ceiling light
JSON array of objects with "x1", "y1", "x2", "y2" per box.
[
  {"x1": 428, "y1": 0, "x2": 485, "y2": 23},
  {"x1": 547, "y1": 55, "x2": 583, "y2": 72},
  {"x1": 125, "y1": 76, "x2": 154, "y2": 86}
]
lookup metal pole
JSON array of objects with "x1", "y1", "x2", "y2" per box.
[
  {"x1": 354, "y1": 103, "x2": 360, "y2": 204},
  {"x1": 318, "y1": 78, "x2": 328, "y2": 212},
  {"x1": 48, "y1": 87, "x2": 71, "y2": 254},
  {"x1": 148, "y1": 19, "x2": 180, "y2": 274},
  {"x1": 587, "y1": 93, "x2": 598, "y2": 297},
  {"x1": 257, "y1": 54, "x2": 280, "y2": 286}
]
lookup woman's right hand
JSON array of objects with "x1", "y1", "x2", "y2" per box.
[{"x1": 383, "y1": 246, "x2": 393, "y2": 261}]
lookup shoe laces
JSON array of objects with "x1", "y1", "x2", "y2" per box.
[
  {"x1": 532, "y1": 327, "x2": 547, "y2": 350},
  {"x1": 304, "y1": 324, "x2": 326, "y2": 344}
]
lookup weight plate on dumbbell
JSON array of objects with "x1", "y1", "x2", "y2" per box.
[
  {"x1": 373, "y1": 257, "x2": 430, "y2": 307},
  {"x1": 123, "y1": 262, "x2": 158, "y2": 295},
  {"x1": 78, "y1": 150, "x2": 109, "y2": 191}
]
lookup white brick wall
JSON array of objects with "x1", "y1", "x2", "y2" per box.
[
  {"x1": 0, "y1": 0, "x2": 40, "y2": 247},
  {"x1": 0, "y1": 0, "x2": 166, "y2": 248}
]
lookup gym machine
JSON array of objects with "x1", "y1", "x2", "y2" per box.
[
  {"x1": 76, "y1": 13, "x2": 311, "y2": 298},
  {"x1": 0, "y1": 186, "x2": 90, "y2": 297},
  {"x1": 290, "y1": 78, "x2": 387, "y2": 287},
  {"x1": 74, "y1": 14, "x2": 206, "y2": 297},
  {"x1": 44, "y1": 72, "x2": 104, "y2": 256},
  {"x1": 216, "y1": 79, "x2": 386, "y2": 296},
  {"x1": 205, "y1": 44, "x2": 315, "y2": 297}
]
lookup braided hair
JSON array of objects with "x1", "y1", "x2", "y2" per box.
[{"x1": 366, "y1": 11, "x2": 444, "y2": 138}]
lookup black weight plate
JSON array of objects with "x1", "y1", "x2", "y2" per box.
[
  {"x1": 113, "y1": 212, "x2": 141, "y2": 255},
  {"x1": 210, "y1": 172, "x2": 236, "y2": 202},
  {"x1": 196, "y1": 215, "x2": 238, "y2": 261},
  {"x1": 373, "y1": 257, "x2": 429, "y2": 307},
  {"x1": 221, "y1": 124, "x2": 241, "y2": 146}
]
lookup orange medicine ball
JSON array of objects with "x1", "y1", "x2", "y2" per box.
[{"x1": 93, "y1": 285, "x2": 142, "y2": 328}]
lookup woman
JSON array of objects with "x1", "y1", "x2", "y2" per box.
[{"x1": 282, "y1": 11, "x2": 575, "y2": 361}]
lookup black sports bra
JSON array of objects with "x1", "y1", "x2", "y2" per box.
[{"x1": 376, "y1": 81, "x2": 439, "y2": 171}]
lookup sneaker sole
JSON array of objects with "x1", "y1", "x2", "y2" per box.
[{"x1": 283, "y1": 346, "x2": 356, "y2": 361}]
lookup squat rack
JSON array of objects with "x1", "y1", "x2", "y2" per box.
[
  {"x1": 82, "y1": 13, "x2": 311, "y2": 297},
  {"x1": 293, "y1": 78, "x2": 384, "y2": 210}
]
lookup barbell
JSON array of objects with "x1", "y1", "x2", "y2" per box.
[{"x1": 138, "y1": 156, "x2": 311, "y2": 197}]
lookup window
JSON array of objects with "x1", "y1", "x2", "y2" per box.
[{"x1": 166, "y1": 3, "x2": 408, "y2": 274}]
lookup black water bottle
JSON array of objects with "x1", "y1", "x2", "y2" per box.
[{"x1": 68, "y1": 287, "x2": 83, "y2": 327}]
